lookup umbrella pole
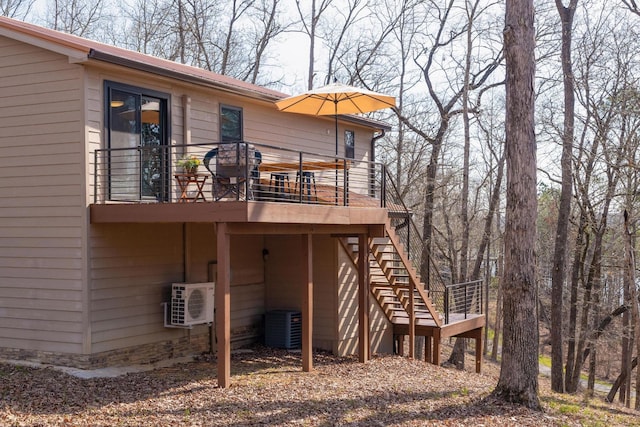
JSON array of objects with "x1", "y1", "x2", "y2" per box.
[{"x1": 334, "y1": 101, "x2": 339, "y2": 205}]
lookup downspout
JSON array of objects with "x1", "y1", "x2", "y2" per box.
[{"x1": 370, "y1": 129, "x2": 386, "y2": 198}]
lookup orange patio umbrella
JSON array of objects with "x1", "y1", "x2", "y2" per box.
[{"x1": 275, "y1": 82, "x2": 396, "y2": 155}]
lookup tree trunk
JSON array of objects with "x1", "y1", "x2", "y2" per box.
[
  {"x1": 492, "y1": 0, "x2": 540, "y2": 409},
  {"x1": 491, "y1": 252, "x2": 504, "y2": 362},
  {"x1": 606, "y1": 356, "x2": 637, "y2": 403},
  {"x1": 624, "y1": 210, "x2": 640, "y2": 410},
  {"x1": 621, "y1": 264, "x2": 631, "y2": 404},
  {"x1": 550, "y1": 0, "x2": 578, "y2": 394},
  {"x1": 587, "y1": 342, "x2": 596, "y2": 395}
]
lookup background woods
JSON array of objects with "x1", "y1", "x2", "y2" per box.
[{"x1": 4, "y1": 0, "x2": 640, "y2": 409}]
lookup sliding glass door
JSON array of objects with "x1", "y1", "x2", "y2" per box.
[{"x1": 106, "y1": 82, "x2": 170, "y2": 201}]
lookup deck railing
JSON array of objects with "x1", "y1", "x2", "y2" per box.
[
  {"x1": 93, "y1": 141, "x2": 386, "y2": 206},
  {"x1": 443, "y1": 279, "x2": 484, "y2": 324}
]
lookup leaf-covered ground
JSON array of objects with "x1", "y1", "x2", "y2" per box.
[{"x1": 1, "y1": 346, "x2": 638, "y2": 426}]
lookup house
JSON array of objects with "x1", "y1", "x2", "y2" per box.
[{"x1": 0, "y1": 16, "x2": 484, "y2": 387}]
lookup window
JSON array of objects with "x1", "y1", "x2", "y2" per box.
[
  {"x1": 220, "y1": 105, "x2": 243, "y2": 142},
  {"x1": 105, "y1": 81, "x2": 170, "y2": 201},
  {"x1": 344, "y1": 130, "x2": 355, "y2": 159}
]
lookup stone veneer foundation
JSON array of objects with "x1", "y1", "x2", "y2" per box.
[{"x1": 0, "y1": 334, "x2": 210, "y2": 369}]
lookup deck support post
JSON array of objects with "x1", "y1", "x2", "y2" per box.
[
  {"x1": 432, "y1": 328, "x2": 441, "y2": 367},
  {"x1": 425, "y1": 336, "x2": 432, "y2": 363},
  {"x1": 301, "y1": 234, "x2": 313, "y2": 372},
  {"x1": 396, "y1": 335, "x2": 405, "y2": 356},
  {"x1": 474, "y1": 328, "x2": 483, "y2": 373},
  {"x1": 358, "y1": 233, "x2": 370, "y2": 363},
  {"x1": 216, "y1": 222, "x2": 231, "y2": 388},
  {"x1": 409, "y1": 282, "x2": 415, "y2": 359}
]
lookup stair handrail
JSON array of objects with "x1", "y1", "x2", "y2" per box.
[{"x1": 382, "y1": 172, "x2": 448, "y2": 298}]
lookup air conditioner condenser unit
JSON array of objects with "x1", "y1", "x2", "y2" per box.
[{"x1": 170, "y1": 282, "x2": 215, "y2": 326}]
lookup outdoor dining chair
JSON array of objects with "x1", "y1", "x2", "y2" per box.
[{"x1": 203, "y1": 143, "x2": 261, "y2": 201}]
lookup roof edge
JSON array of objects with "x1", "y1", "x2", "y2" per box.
[{"x1": 87, "y1": 49, "x2": 281, "y2": 103}]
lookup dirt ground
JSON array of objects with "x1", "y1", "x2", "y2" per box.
[{"x1": 1, "y1": 346, "x2": 639, "y2": 426}]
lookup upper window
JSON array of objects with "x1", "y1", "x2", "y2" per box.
[
  {"x1": 220, "y1": 105, "x2": 243, "y2": 142},
  {"x1": 345, "y1": 130, "x2": 355, "y2": 159}
]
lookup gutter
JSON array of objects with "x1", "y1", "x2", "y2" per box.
[
  {"x1": 370, "y1": 129, "x2": 386, "y2": 199},
  {"x1": 370, "y1": 129, "x2": 386, "y2": 163}
]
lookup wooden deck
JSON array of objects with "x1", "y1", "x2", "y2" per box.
[{"x1": 393, "y1": 313, "x2": 485, "y2": 338}]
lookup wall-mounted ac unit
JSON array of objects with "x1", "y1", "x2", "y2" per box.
[{"x1": 171, "y1": 283, "x2": 214, "y2": 326}]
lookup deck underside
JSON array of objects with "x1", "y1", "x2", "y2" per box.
[{"x1": 90, "y1": 200, "x2": 389, "y2": 231}]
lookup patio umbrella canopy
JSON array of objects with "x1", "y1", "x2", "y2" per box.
[{"x1": 275, "y1": 82, "x2": 396, "y2": 155}]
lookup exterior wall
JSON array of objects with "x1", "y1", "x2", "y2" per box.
[
  {"x1": 89, "y1": 223, "x2": 186, "y2": 354},
  {"x1": 186, "y1": 224, "x2": 266, "y2": 345},
  {"x1": 87, "y1": 222, "x2": 266, "y2": 363},
  {"x1": 0, "y1": 36, "x2": 86, "y2": 356},
  {"x1": 336, "y1": 247, "x2": 393, "y2": 356},
  {"x1": 264, "y1": 235, "x2": 337, "y2": 352}
]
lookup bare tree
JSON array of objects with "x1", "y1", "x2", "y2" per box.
[
  {"x1": 118, "y1": 0, "x2": 174, "y2": 58},
  {"x1": 622, "y1": 0, "x2": 640, "y2": 16},
  {"x1": 0, "y1": 0, "x2": 34, "y2": 19},
  {"x1": 243, "y1": 0, "x2": 290, "y2": 84},
  {"x1": 46, "y1": 0, "x2": 106, "y2": 37},
  {"x1": 296, "y1": 0, "x2": 332, "y2": 88},
  {"x1": 317, "y1": 0, "x2": 368, "y2": 83},
  {"x1": 492, "y1": 0, "x2": 540, "y2": 408},
  {"x1": 550, "y1": 0, "x2": 577, "y2": 394}
]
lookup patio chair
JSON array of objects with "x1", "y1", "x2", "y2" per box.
[{"x1": 203, "y1": 143, "x2": 261, "y2": 201}]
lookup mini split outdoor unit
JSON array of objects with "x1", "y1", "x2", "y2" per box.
[{"x1": 170, "y1": 283, "x2": 215, "y2": 326}]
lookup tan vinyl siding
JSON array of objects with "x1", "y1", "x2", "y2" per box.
[
  {"x1": 188, "y1": 224, "x2": 266, "y2": 340},
  {"x1": 337, "y1": 245, "x2": 392, "y2": 356},
  {"x1": 0, "y1": 36, "x2": 84, "y2": 353},
  {"x1": 89, "y1": 223, "x2": 185, "y2": 353},
  {"x1": 89, "y1": 223, "x2": 266, "y2": 354},
  {"x1": 265, "y1": 235, "x2": 339, "y2": 351},
  {"x1": 312, "y1": 236, "x2": 337, "y2": 349},
  {"x1": 189, "y1": 96, "x2": 217, "y2": 142}
]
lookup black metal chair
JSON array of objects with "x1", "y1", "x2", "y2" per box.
[{"x1": 204, "y1": 143, "x2": 260, "y2": 201}]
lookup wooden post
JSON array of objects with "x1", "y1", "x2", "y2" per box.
[
  {"x1": 475, "y1": 328, "x2": 483, "y2": 373},
  {"x1": 358, "y1": 233, "x2": 370, "y2": 363},
  {"x1": 301, "y1": 234, "x2": 313, "y2": 372},
  {"x1": 425, "y1": 336, "x2": 432, "y2": 363},
  {"x1": 432, "y1": 328, "x2": 441, "y2": 367},
  {"x1": 216, "y1": 222, "x2": 231, "y2": 388},
  {"x1": 409, "y1": 282, "x2": 415, "y2": 359}
]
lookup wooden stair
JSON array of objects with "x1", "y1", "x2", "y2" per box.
[
  {"x1": 342, "y1": 221, "x2": 442, "y2": 327},
  {"x1": 339, "y1": 219, "x2": 484, "y2": 372}
]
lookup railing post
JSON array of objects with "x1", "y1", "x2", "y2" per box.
[
  {"x1": 299, "y1": 152, "x2": 303, "y2": 203},
  {"x1": 343, "y1": 159, "x2": 348, "y2": 206},
  {"x1": 381, "y1": 165, "x2": 386, "y2": 208},
  {"x1": 464, "y1": 284, "x2": 468, "y2": 319},
  {"x1": 444, "y1": 287, "x2": 449, "y2": 324},
  {"x1": 93, "y1": 150, "x2": 98, "y2": 204},
  {"x1": 244, "y1": 141, "x2": 249, "y2": 200}
]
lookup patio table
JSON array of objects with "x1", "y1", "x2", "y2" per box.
[
  {"x1": 174, "y1": 173, "x2": 208, "y2": 202},
  {"x1": 258, "y1": 159, "x2": 349, "y2": 172}
]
